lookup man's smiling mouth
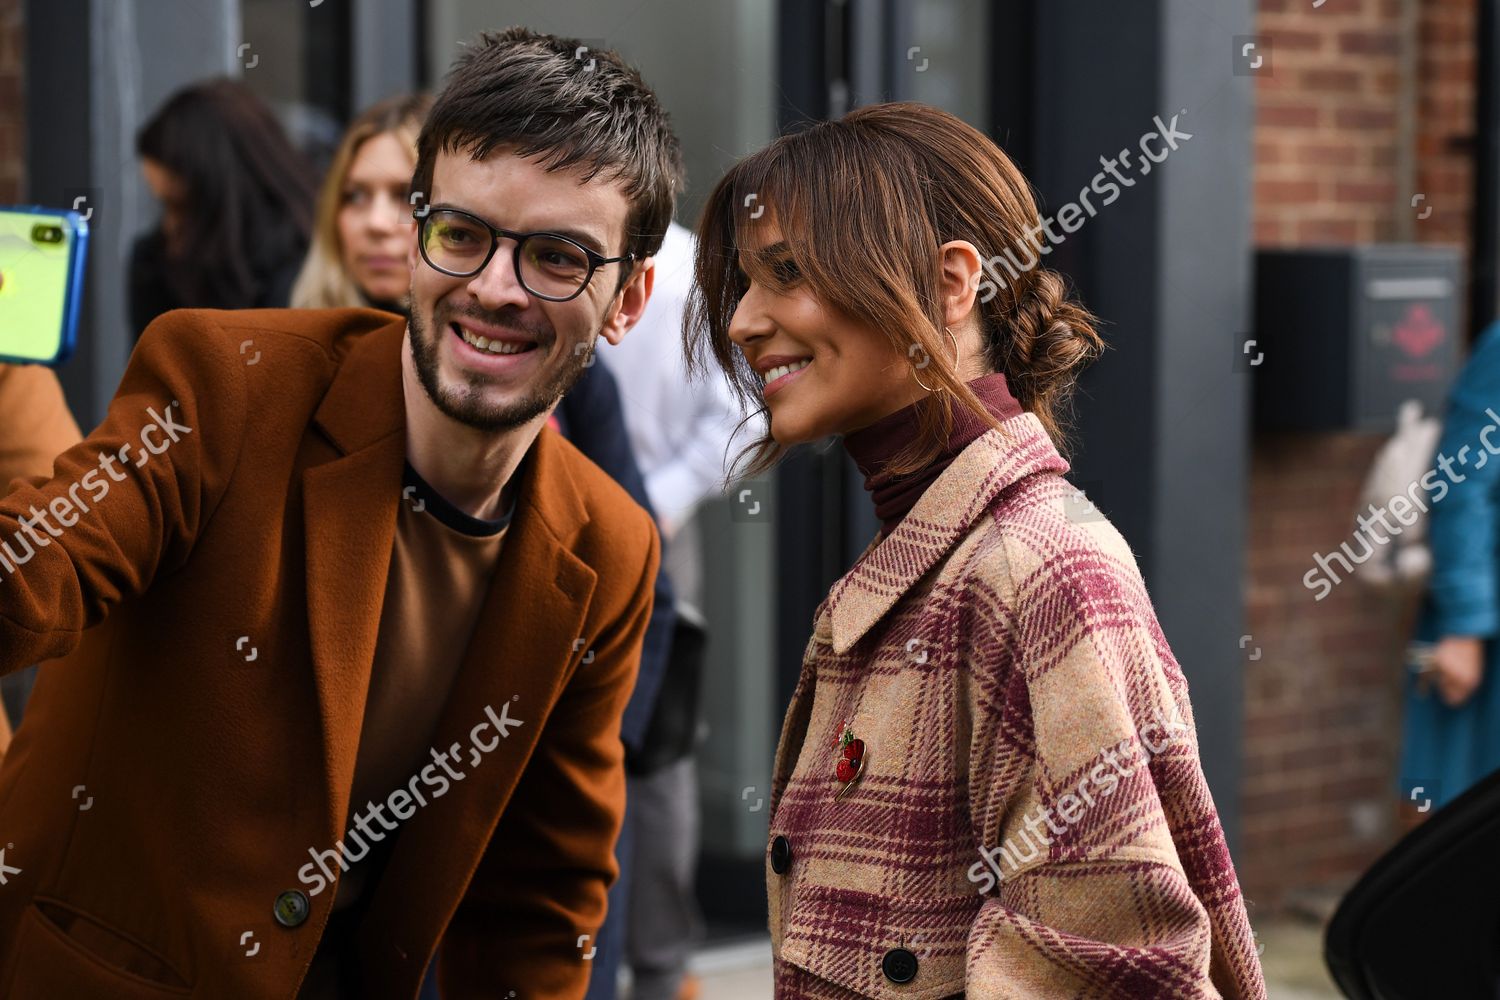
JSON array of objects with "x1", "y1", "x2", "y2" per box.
[{"x1": 449, "y1": 320, "x2": 542, "y2": 358}]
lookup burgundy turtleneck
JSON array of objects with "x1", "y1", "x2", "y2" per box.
[{"x1": 842, "y1": 372, "x2": 1024, "y2": 538}]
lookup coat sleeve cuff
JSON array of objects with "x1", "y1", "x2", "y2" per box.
[{"x1": 1428, "y1": 592, "x2": 1500, "y2": 639}]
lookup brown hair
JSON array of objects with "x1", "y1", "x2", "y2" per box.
[
  {"x1": 685, "y1": 101, "x2": 1106, "y2": 480},
  {"x1": 291, "y1": 92, "x2": 434, "y2": 310},
  {"x1": 411, "y1": 26, "x2": 684, "y2": 268}
]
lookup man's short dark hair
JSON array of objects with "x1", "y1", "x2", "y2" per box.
[{"x1": 411, "y1": 26, "x2": 684, "y2": 266}]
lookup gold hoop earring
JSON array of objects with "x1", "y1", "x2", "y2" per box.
[{"x1": 912, "y1": 326, "x2": 961, "y2": 393}]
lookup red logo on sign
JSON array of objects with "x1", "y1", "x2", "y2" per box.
[{"x1": 1394, "y1": 303, "x2": 1443, "y2": 359}]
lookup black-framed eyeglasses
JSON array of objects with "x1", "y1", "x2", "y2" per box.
[{"x1": 415, "y1": 206, "x2": 634, "y2": 302}]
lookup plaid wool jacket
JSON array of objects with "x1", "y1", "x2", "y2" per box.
[{"x1": 766, "y1": 411, "x2": 1267, "y2": 1000}]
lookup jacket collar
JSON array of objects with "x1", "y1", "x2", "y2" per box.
[
  {"x1": 311, "y1": 315, "x2": 409, "y2": 456},
  {"x1": 822, "y1": 410, "x2": 1070, "y2": 654}
]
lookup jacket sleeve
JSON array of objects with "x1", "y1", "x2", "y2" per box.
[
  {"x1": 964, "y1": 539, "x2": 1266, "y2": 1000},
  {"x1": 0, "y1": 310, "x2": 249, "y2": 672},
  {"x1": 438, "y1": 519, "x2": 660, "y2": 999},
  {"x1": 1425, "y1": 319, "x2": 1500, "y2": 638},
  {"x1": 0, "y1": 363, "x2": 84, "y2": 491},
  {"x1": 0, "y1": 363, "x2": 84, "y2": 750}
]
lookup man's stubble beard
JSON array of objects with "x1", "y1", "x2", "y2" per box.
[{"x1": 409, "y1": 304, "x2": 595, "y2": 432}]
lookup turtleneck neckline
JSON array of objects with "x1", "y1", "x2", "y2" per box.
[{"x1": 842, "y1": 372, "x2": 1024, "y2": 538}]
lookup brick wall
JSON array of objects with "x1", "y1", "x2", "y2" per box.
[
  {"x1": 1414, "y1": 0, "x2": 1476, "y2": 255},
  {"x1": 1241, "y1": 435, "x2": 1412, "y2": 909},
  {"x1": 1254, "y1": 0, "x2": 1401, "y2": 245},
  {"x1": 0, "y1": 0, "x2": 21, "y2": 204},
  {"x1": 1241, "y1": 0, "x2": 1476, "y2": 909}
]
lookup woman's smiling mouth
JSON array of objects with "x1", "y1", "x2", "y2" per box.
[{"x1": 760, "y1": 356, "x2": 813, "y2": 398}]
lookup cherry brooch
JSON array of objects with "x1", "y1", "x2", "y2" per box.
[{"x1": 832, "y1": 720, "x2": 867, "y2": 799}]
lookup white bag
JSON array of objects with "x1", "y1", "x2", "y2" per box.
[{"x1": 1353, "y1": 399, "x2": 1442, "y2": 587}]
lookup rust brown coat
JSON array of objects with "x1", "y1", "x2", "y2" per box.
[{"x1": 0, "y1": 308, "x2": 659, "y2": 999}]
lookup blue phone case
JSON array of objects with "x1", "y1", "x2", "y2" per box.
[{"x1": 0, "y1": 204, "x2": 90, "y2": 367}]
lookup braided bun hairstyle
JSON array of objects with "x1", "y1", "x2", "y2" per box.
[{"x1": 989, "y1": 268, "x2": 1106, "y2": 456}]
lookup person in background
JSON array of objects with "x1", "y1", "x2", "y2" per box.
[
  {"x1": 291, "y1": 93, "x2": 434, "y2": 314},
  {"x1": 556, "y1": 358, "x2": 683, "y2": 1000},
  {"x1": 0, "y1": 362, "x2": 82, "y2": 749},
  {"x1": 600, "y1": 222, "x2": 741, "y2": 538},
  {"x1": 593, "y1": 220, "x2": 742, "y2": 1000},
  {"x1": 1401, "y1": 318, "x2": 1500, "y2": 813},
  {"x1": 129, "y1": 77, "x2": 316, "y2": 338}
]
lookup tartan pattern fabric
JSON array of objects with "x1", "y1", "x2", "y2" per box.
[{"x1": 765, "y1": 411, "x2": 1266, "y2": 999}]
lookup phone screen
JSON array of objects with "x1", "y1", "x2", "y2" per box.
[{"x1": 0, "y1": 206, "x2": 89, "y2": 367}]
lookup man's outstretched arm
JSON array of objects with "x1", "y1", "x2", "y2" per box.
[{"x1": 0, "y1": 310, "x2": 249, "y2": 672}]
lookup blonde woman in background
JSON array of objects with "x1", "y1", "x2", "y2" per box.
[{"x1": 291, "y1": 92, "x2": 433, "y2": 313}]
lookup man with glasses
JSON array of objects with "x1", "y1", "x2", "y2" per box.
[{"x1": 0, "y1": 28, "x2": 680, "y2": 1000}]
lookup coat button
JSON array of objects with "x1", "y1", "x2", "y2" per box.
[
  {"x1": 882, "y1": 947, "x2": 918, "y2": 984},
  {"x1": 769, "y1": 835, "x2": 792, "y2": 874},
  {"x1": 273, "y1": 890, "x2": 310, "y2": 928}
]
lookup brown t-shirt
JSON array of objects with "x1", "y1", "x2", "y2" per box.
[{"x1": 299, "y1": 460, "x2": 518, "y2": 997}]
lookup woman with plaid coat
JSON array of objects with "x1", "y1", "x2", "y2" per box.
[{"x1": 684, "y1": 102, "x2": 1267, "y2": 999}]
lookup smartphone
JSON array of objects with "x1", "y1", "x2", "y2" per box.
[{"x1": 0, "y1": 205, "x2": 90, "y2": 367}]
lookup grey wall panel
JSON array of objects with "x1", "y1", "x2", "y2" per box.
[{"x1": 1025, "y1": 0, "x2": 1253, "y2": 849}]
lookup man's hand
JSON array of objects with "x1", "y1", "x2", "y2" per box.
[{"x1": 1432, "y1": 635, "x2": 1485, "y2": 707}]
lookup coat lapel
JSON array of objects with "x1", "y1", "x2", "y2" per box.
[
  {"x1": 360, "y1": 426, "x2": 598, "y2": 963},
  {"x1": 303, "y1": 318, "x2": 409, "y2": 833},
  {"x1": 826, "y1": 411, "x2": 1070, "y2": 654}
]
